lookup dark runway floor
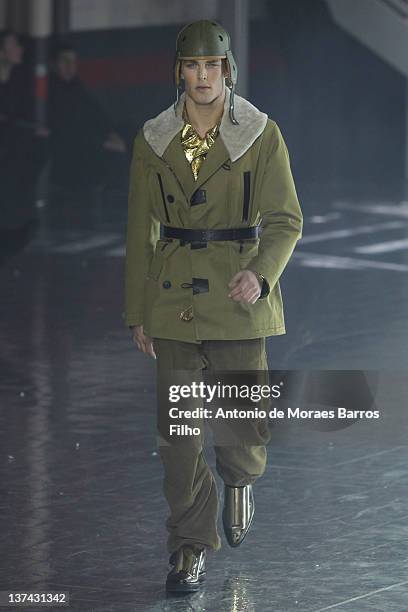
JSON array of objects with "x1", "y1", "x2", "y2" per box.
[{"x1": 1, "y1": 180, "x2": 408, "y2": 611}]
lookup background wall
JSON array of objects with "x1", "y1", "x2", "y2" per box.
[
  {"x1": 70, "y1": 0, "x2": 217, "y2": 30},
  {"x1": 61, "y1": 0, "x2": 404, "y2": 185},
  {"x1": 1, "y1": 0, "x2": 405, "y2": 186}
]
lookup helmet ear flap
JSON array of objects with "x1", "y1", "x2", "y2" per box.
[
  {"x1": 173, "y1": 57, "x2": 184, "y2": 113},
  {"x1": 174, "y1": 57, "x2": 181, "y2": 88},
  {"x1": 225, "y1": 49, "x2": 237, "y2": 86}
]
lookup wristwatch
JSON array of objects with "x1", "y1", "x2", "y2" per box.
[{"x1": 253, "y1": 271, "x2": 270, "y2": 298}]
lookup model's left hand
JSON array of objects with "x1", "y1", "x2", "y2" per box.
[{"x1": 228, "y1": 270, "x2": 262, "y2": 304}]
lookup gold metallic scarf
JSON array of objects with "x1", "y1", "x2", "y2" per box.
[{"x1": 181, "y1": 105, "x2": 220, "y2": 181}]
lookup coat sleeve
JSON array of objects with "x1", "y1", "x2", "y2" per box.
[
  {"x1": 123, "y1": 130, "x2": 160, "y2": 327},
  {"x1": 246, "y1": 121, "x2": 303, "y2": 294}
]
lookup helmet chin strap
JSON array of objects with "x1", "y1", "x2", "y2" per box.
[
  {"x1": 228, "y1": 83, "x2": 239, "y2": 125},
  {"x1": 173, "y1": 85, "x2": 182, "y2": 113}
]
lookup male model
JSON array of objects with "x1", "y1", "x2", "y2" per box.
[{"x1": 124, "y1": 20, "x2": 303, "y2": 592}]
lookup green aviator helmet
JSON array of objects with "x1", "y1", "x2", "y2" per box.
[{"x1": 173, "y1": 19, "x2": 239, "y2": 125}]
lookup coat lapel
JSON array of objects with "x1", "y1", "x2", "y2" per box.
[
  {"x1": 142, "y1": 87, "x2": 268, "y2": 203},
  {"x1": 188, "y1": 132, "x2": 230, "y2": 195},
  {"x1": 143, "y1": 88, "x2": 267, "y2": 162},
  {"x1": 162, "y1": 133, "x2": 195, "y2": 201}
]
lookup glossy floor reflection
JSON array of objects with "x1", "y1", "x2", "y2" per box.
[{"x1": 0, "y1": 181, "x2": 408, "y2": 611}]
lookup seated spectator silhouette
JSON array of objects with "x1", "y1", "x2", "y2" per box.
[{"x1": 48, "y1": 42, "x2": 127, "y2": 192}]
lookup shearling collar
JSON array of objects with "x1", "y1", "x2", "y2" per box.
[{"x1": 142, "y1": 87, "x2": 268, "y2": 163}]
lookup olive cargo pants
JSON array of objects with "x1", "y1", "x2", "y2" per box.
[{"x1": 153, "y1": 337, "x2": 272, "y2": 553}]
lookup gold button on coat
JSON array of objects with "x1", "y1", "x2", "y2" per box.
[{"x1": 179, "y1": 306, "x2": 194, "y2": 321}]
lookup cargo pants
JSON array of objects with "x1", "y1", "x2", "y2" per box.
[{"x1": 153, "y1": 337, "x2": 272, "y2": 554}]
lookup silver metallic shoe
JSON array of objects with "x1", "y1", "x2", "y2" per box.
[
  {"x1": 222, "y1": 484, "x2": 255, "y2": 547},
  {"x1": 166, "y1": 545, "x2": 206, "y2": 593}
]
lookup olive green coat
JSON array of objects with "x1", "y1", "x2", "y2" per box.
[{"x1": 124, "y1": 88, "x2": 303, "y2": 343}]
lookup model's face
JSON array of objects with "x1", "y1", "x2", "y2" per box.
[
  {"x1": 56, "y1": 51, "x2": 78, "y2": 81},
  {"x1": 2, "y1": 34, "x2": 23, "y2": 65},
  {"x1": 180, "y1": 56, "x2": 225, "y2": 105}
]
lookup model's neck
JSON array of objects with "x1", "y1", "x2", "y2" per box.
[{"x1": 184, "y1": 87, "x2": 225, "y2": 138}]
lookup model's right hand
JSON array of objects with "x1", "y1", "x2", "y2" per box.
[{"x1": 132, "y1": 325, "x2": 157, "y2": 359}]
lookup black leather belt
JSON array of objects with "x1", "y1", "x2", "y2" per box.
[{"x1": 162, "y1": 226, "x2": 260, "y2": 243}]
